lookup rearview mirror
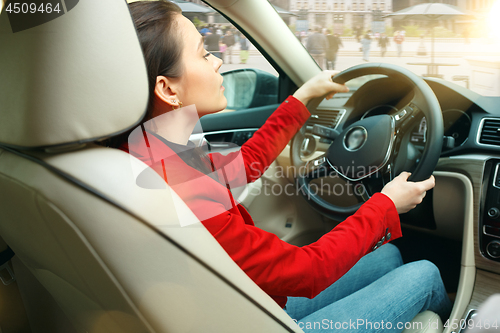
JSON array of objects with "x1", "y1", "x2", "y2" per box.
[{"x1": 222, "y1": 68, "x2": 278, "y2": 110}]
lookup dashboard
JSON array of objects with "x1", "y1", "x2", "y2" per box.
[
  {"x1": 335, "y1": 76, "x2": 500, "y2": 158},
  {"x1": 310, "y1": 77, "x2": 500, "y2": 236},
  {"x1": 363, "y1": 105, "x2": 472, "y2": 150}
]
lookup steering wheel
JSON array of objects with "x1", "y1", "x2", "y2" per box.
[{"x1": 291, "y1": 63, "x2": 444, "y2": 220}]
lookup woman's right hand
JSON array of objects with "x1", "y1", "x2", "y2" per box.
[
  {"x1": 292, "y1": 70, "x2": 349, "y2": 106},
  {"x1": 381, "y1": 172, "x2": 435, "y2": 214}
]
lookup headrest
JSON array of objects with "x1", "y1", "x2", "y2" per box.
[{"x1": 0, "y1": 0, "x2": 149, "y2": 150}]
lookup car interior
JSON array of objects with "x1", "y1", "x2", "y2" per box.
[{"x1": 1, "y1": 0, "x2": 500, "y2": 332}]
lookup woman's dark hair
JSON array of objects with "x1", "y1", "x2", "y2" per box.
[
  {"x1": 107, "y1": 0, "x2": 183, "y2": 148},
  {"x1": 130, "y1": 1, "x2": 183, "y2": 114},
  {"x1": 108, "y1": 1, "x2": 218, "y2": 180}
]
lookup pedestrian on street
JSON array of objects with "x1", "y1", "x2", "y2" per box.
[
  {"x1": 199, "y1": 25, "x2": 210, "y2": 36},
  {"x1": 394, "y1": 31, "x2": 405, "y2": 58},
  {"x1": 306, "y1": 26, "x2": 327, "y2": 69},
  {"x1": 361, "y1": 34, "x2": 372, "y2": 62},
  {"x1": 223, "y1": 30, "x2": 235, "y2": 64},
  {"x1": 378, "y1": 33, "x2": 390, "y2": 57},
  {"x1": 325, "y1": 30, "x2": 343, "y2": 70},
  {"x1": 239, "y1": 34, "x2": 249, "y2": 64},
  {"x1": 205, "y1": 28, "x2": 222, "y2": 59},
  {"x1": 219, "y1": 42, "x2": 227, "y2": 62}
]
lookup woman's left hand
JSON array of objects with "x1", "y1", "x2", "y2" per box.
[{"x1": 293, "y1": 70, "x2": 349, "y2": 106}]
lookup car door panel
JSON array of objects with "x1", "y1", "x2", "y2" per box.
[{"x1": 200, "y1": 103, "x2": 280, "y2": 133}]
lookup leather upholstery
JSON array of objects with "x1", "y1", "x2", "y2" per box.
[
  {"x1": 0, "y1": 0, "x2": 148, "y2": 149},
  {"x1": 0, "y1": 145, "x2": 301, "y2": 332}
]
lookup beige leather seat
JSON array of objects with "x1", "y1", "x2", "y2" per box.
[{"x1": 0, "y1": 1, "x2": 443, "y2": 332}]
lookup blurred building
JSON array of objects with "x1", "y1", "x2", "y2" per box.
[
  {"x1": 270, "y1": 0, "x2": 291, "y2": 9},
  {"x1": 392, "y1": 0, "x2": 493, "y2": 34},
  {"x1": 288, "y1": 0, "x2": 393, "y2": 34},
  {"x1": 181, "y1": 0, "x2": 494, "y2": 35}
]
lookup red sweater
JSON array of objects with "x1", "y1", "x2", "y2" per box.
[{"x1": 122, "y1": 96, "x2": 401, "y2": 308}]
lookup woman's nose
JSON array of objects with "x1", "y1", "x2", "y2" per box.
[{"x1": 214, "y1": 55, "x2": 223, "y2": 71}]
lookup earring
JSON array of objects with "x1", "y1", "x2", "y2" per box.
[{"x1": 171, "y1": 100, "x2": 183, "y2": 111}]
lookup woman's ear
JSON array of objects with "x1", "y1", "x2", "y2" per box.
[{"x1": 154, "y1": 76, "x2": 181, "y2": 108}]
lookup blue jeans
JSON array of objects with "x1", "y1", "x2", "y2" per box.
[{"x1": 285, "y1": 244, "x2": 452, "y2": 332}]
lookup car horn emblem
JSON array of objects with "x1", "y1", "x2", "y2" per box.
[{"x1": 343, "y1": 126, "x2": 368, "y2": 152}]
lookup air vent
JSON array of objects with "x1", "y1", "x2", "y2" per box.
[
  {"x1": 309, "y1": 109, "x2": 345, "y2": 129},
  {"x1": 479, "y1": 118, "x2": 500, "y2": 146}
]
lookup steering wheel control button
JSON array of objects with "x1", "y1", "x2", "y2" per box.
[
  {"x1": 311, "y1": 157, "x2": 326, "y2": 167},
  {"x1": 312, "y1": 124, "x2": 340, "y2": 140},
  {"x1": 394, "y1": 109, "x2": 407, "y2": 121},
  {"x1": 442, "y1": 136, "x2": 456, "y2": 150},
  {"x1": 486, "y1": 240, "x2": 500, "y2": 259},
  {"x1": 328, "y1": 115, "x2": 394, "y2": 181},
  {"x1": 300, "y1": 137, "x2": 316, "y2": 158},
  {"x1": 353, "y1": 183, "x2": 370, "y2": 201},
  {"x1": 488, "y1": 207, "x2": 500, "y2": 219}
]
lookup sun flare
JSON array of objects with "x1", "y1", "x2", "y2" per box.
[{"x1": 488, "y1": 0, "x2": 500, "y2": 39}]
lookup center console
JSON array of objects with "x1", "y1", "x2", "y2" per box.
[{"x1": 480, "y1": 160, "x2": 500, "y2": 262}]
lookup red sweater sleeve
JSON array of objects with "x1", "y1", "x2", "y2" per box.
[
  {"x1": 123, "y1": 96, "x2": 402, "y2": 307},
  {"x1": 202, "y1": 192, "x2": 401, "y2": 302},
  {"x1": 209, "y1": 96, "x2": 310, "y2": 184},
  {"x1": 203, "y1": 96, "x2": 401, "y2": 301}
]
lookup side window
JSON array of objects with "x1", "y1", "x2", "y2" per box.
[{"x1": 199, "y1": 23, "x2": 280, "y2": 111}]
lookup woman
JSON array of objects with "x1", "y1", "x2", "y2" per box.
[
  {"x1": 116, "y1": 1, "x2": 452, "y2": 331},
  {"x1": 394, "y1": 31, "x2": 405, "y2": 58}
]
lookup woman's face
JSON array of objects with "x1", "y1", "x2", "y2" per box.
[{"x1": 174, "y1": 15, "x2": 227, "y2": 117}]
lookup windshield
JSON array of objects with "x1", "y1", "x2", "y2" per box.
[{"x1": 284, "y1": 0, "x2": 500, "y2": 96}]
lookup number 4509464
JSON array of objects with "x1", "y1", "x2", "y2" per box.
[
  {"x1": 6, "y1": 3, "x2": 61, "y2": 14},
  {"x1": 444, "y1": 318, "x2": 499, "y2": 331}
]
